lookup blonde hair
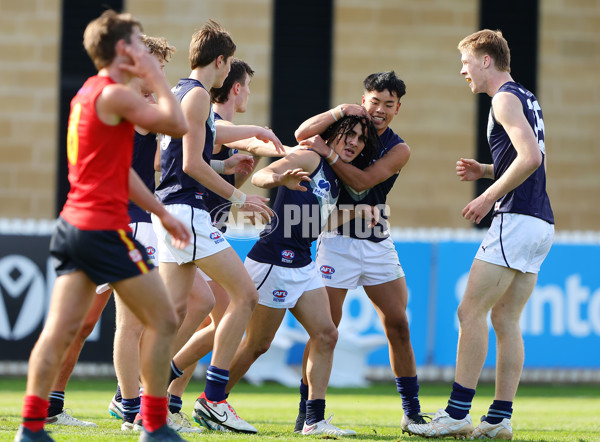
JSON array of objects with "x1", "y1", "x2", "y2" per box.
[
  {"x1": 83, "y1": 9, "x2": 142, "y2": 70},
  {"x1": 142, "y1": 35, "x2": 176, "y2": 63},
  {"x1": 458, "y1": 29, "x2": 511, "y2": 73}
]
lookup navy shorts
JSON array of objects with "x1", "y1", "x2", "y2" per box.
[{"x1": 50, "y1": 217, "x2": 155, "y2": 285}]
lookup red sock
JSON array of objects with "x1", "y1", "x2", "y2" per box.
[
  {"x1": 141, "y1": 394, "x2": 167, "y2": 433},
  {"x1": 22, "y1": 395, "x2": 49, "y2": 432}
]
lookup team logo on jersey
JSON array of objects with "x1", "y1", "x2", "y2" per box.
[
  {"x1": 210, "y1": 231, "x2": 224, "y2": 244},
  {"x1": 318, "y1": 180, "x2": 330, "y2": 192},
  {"x1": 195, "y1": 192, "x2": 204, "y2": 200},
  {"x1": 320, "y1": 265, "x2": 335, "y2": 279},
  {"x1": 281, "y1": 249, "x2": 295, "y2": 263},
  {"x1": 272, "y1": 290, "x2": 288, "y2": 302},
  {"x1": 129, "y1": 249, "x2": 142, "y2": 263},
  {"x1": 312, "y1": 179, "x2": 330, "y2": 199},
  {"x1": 146, "y1": 246, "x2": 156, "y2": 257}
]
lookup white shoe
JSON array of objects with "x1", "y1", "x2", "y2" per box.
[
  {"x1": 108, "y1": 395, "x2": 123, "y2": 420},
  {"x1": 471, "y1": 417, "x2": 513, "y2": 440},
  {"x1": 193, "y1": 393, "x2": 257, "y2": 434},
  {"x1": 121, "y1": 421, "x2": 134, "y2": 431},
  {"x1": 45, "y1": 409, "x2": 97, "y2": 428},
  {"x1": 301, "y1": 414, "x2": 357, "y2": 437},
  {"x1": 400, "y1": 412, "x2": 433, "y2": 432},
  {"x1": 167, "y1": 411, "x2": 203, "y2": 433},
  {"x1": 406, "y1": 408, "x2": 474, "y2": 438}
]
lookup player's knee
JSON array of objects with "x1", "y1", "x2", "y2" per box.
[
  {"x1": 252, "y1": 337, "x2": 274, "y2": 357},
  {"x1": 384, "y1": 315, "x2": 410, "y2": 342},
  {"x1": 314, "y1": 325, "x2": 338, "y2": 351}
]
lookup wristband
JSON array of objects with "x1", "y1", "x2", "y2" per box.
[
  {"x1": 330, "y1": 108, "x2": 338, "y2": 122},
  {"x1": 328, "y1": 153, "x2": 339, "y2": 165},
  {"x1": 227, "y1": 188, "x2": 247, "y2": 205},
  {"x1": 210, "y1": 160, "x2": 225, "y2": 174},
  {"x1": 338, "y1": 107, "x2": 344, "y2": 118},
  {"x1": 325, "y1": 149, "x2": 335, "y2": 160}
]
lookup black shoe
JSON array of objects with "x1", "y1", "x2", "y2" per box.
[
  {"x1": 14, "y1": 426, "x2": 54, "y2": 442},
  {"x1": 139, "y1": 424, "x2": 185, "y2": 441},
  {"x1": 294, "y1": 412, "x2": 306, "y2": 434}
]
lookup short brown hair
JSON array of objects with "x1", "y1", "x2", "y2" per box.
[
  {"x1": 458, "y1": 29, "x2": 511, "y2": 73},
  {"x1": 210, "y1": 58, "x2": 254, "y2": 104},
  {"x1": 142, "y1": 35, "x2": 176, "y2": 63},
  {"x1": 83, "y1": 9, "x2": 142, "y2": 70},
  {"x1": 189, "y1": 20, "x2": 236, "y2": 70}
]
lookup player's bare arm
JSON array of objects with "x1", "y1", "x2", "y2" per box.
[
  {"x1": 461, "y1": 92, "x2": 542, "y2": 224},
  {"x1": 301, "y1": 137, "x2": 410, "y2": 192},
  {"x1": 181, "y1": 87, "x2": 273, "y2": 222},
  {"x1": 215, "y1": 121, "x2": 284, "y2": 153},
  {"x1": 294, "y1": 103, "x2": 367, "y2": 142},
  {"x1": 214, "y1": 120, "x2": 287, "y2": 156},
  {"x1": 98, "y1": 42, "x2": 187, "y2": 137},
  {"x1": 251, "y1": 150, "x2": 317, "y2": 191},
  {"x1": 456, "y1": 158, "x2": 494, "y2": 181}
]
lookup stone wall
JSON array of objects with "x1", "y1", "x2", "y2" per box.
[{"x1": 1, "y1": 0, "x2": 598, "y2": 230}]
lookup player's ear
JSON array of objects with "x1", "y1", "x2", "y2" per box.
[{"x1": 233, "y1": 82, "x2": 241, "y2": 95}]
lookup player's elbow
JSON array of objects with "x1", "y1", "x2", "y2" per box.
[
  {"x1": 526, "y1": 149, "x2": 543, "y2": 172},
  {"x1": 294, "y1": 127, "x2": 307, "y2": 143}
]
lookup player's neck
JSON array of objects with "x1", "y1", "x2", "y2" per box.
[
  {"x1": 213, "y1": 101, "x2": 235, "y2": 122},
  {"x1": 488, "y1": 72, "x2": 514, "y2": 97},
  {"x1": 189, "y1": 67, "x2": 218, "y2": 89}
]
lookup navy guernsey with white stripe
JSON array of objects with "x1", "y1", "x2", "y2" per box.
[
  {"x1": 155, "y1": 78, "x2": 216, "y2": 211},
  {"x1": 128, "y1": 131, "x2": 157, "y2": 223},
  {"x1": 488, "y1": 81, "x2": 554, "y2": 224},
  {"x1": 336, "y1": 127, "x2": 403, "y2": 243},
  {"x1": 248, "y1": 157, "x2": 340, "y2": 268},
  {"x1": 204, "y1": 112, "x2": 238, "y2": 231}
]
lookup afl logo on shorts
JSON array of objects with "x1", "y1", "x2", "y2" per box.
[
  {"x1": 210, "y1": 231, "x2": 224, "y2": 244},
  {"x1": 129, "y1": 249, "x2": 143, "y2": 263},
  {"x1": 320, "y1": 265, "x2": 335, "y2": 279},
  {"x1": 281, "y1": 249, "x2": 294, "y2": 263},
  {"x1": 272, "y1": 290, "x2": 288, "y2": 302},
  {"x1": 146, "y1": 246, "x2": 156, "y2": 256}
]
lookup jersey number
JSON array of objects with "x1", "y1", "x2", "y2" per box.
[
  {"x1": 67, "y1": 102, "x2": 82, "y2": 165},
  {"x1": 527, "y1": 98, "x2": 545, "y2": 154}
]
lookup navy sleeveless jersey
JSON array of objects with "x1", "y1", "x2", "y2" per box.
[
  {"x1": 128, "y1": 131, "x2": 157, "y2": 223},
  {"x1": 335, "y1": 127, "x2": 403, "y2": 242},
  {"x1": 204, "y1": 112, "x2": 238, "y2": 231},
  {"x1": 155, "y1": 78, "x2": 216, "y2": 210},
  {"x1": 248, "y1": 157, "x2": 340, "y2": 268},
  {"x1": 488, "y1": 82, "x2": 554, "y2": 224}
]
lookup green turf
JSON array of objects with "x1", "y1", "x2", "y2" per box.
[{"x1": 1, "y1": 377, "x2": 598, "y2": 441}]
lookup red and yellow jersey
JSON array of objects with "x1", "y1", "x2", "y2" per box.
[{"x1": 60, "y1": 75, "x2": 135, "y2": 231}]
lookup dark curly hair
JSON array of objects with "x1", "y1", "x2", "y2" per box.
[{"x1": 320, "y1": 115, "x2": 379, "y2": 170}]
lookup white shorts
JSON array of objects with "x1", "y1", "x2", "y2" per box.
[
  {"x1": 152, "y1": 204, "x2": 230, "y2": 265},
  {"x1": 244, "y1": 257, "x2": 323, "y2": 309},
  {"x1": 96, "y1": 221, "x2": 158, "y2": 294},
  {"x1": 475, "y1": 213, "x2": 554, "y2": 274},
  {"x1": 315, "y1": 233, "x2": 405, "y2": 289}
]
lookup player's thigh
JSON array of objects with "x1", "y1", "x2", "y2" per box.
[
  {"x1": 292, "y1": 287, "x2": 336, "y2": 338},
  {"x1": 460, "y1": 259, "x2": 518, "y2": 315},
  {"x1": 492, "y1": 271, "x2": 538, "y2": 323},
  {"x1": 195, "y1": 247, "x2": 256, "y2": 302},
  {"x1": 44, "y1": 271, "x2": 97, "y2": 336},
  {"x1": 364, "y1": 277, "x2": 409, "y2": 323},
  {"x1": 112, "y1": 269, "x2": 175, "y2": 326},
  {"x1": 243, "y1": 305, "x2": 287, "y2": 350},
  {"x1": 325, "y1": 286, "x2": 348, "y2": 327}
]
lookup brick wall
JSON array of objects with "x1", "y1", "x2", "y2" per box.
[
  {"x1": 0, "y1": 0, "x2": 60, "y2": 218},
  {"x1": 1, "y1": 0, "x2": 598, "y2": 230}
]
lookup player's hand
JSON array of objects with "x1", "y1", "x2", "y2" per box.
[
  {"x1": 118, "y1": 41, "x2": 160, "y2": 80},
  {"x1": 158, "y1": 212, "x2": 191, "y2": 249},
  {"x1": 277, "y1": 168, "x2": 311, "y2": 191},
  {"x1": 457, "y1": 158, "x2": 485, "y2": 181},
  {"x1": 355, "y1": 204, "x2": 380, "y2": 228},
  {"x1": 224, "y1": 154, "x2": 255, "y2": 175},
  {"x1": 299, "y1": 135, "x2": 329, "y2": 156},
  {"x1": 255, "y1": 127, "x2": 285, "y2": 154},
  {"x1": 340, "y1": 104, "x2": 369, "y2": 118},
  {"x1": 238, "y1": 194, "x2": 273, "y2": 225},
  {"x1": 462, "y1": 193, "x2": 494, "y2": 224}
]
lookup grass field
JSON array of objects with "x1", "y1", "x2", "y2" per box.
[{"x1": 0, "y1": 377, "x2": 599, "y2": 441}]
